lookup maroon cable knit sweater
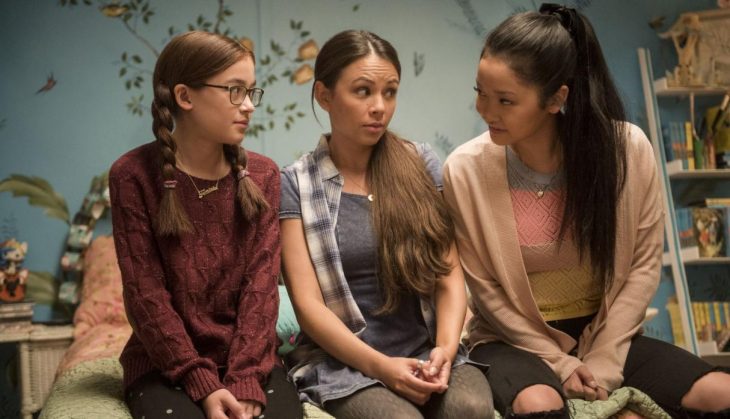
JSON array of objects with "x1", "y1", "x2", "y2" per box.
[{"x1": 109, "y1": 142, "x2": 281, "y2": 406}]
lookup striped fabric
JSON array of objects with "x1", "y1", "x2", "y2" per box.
[{"x1": 286, "y1": 135, "x2": 367, "y2": 334}]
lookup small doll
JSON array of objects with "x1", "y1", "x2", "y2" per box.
[{"x1": 0, "y1": 238, "x2": 29, "y2": 302}]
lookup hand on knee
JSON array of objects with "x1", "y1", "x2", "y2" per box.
[
  {"x1": 512, "y1": 384, "x2": 564, "y2": 414},
  {"x1": 681, "y1": 371, "x2": 730, "y2": 412}
]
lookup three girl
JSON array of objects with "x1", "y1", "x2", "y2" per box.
[{"x1": 112, "y1": 8, "x2": 730, "y2": 419}]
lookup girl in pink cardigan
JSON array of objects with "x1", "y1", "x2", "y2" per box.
[{"x1": 443, "y1": 4, "x2": 730, "y2": 419}]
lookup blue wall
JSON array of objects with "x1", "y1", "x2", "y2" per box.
[
  {"x1": 0, "y1": 0, "x2": 718, "y2": 322},
  {"x1": 0, "y1": 0, "x2": 717, "y2": 326},
  {"x1": 0, "y1": 0, "x2": 721, "y2": 415},
  {"x1": 1, "y1": 0, "x2": 714, "y2": 289}
]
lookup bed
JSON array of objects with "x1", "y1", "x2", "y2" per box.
[{"x1": 39, "y1": 236, "x2": 670, "y2": 419}]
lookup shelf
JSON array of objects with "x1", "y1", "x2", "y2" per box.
[
  {"x1": 662, "y1": 251, "x2": 730, "y2": 266},
  {"x1": 639, "y1": 47, "x2": 728, "y2": 356},
  {"x1": 666, "y1": 166, "x2": 730, "y2": 179},
  {"x1": 685, "y1": 257, "x2": 730, "y2": 265},
  {"x1": 653, "y1": 79, "x2": 728, "y2": 97},
  {"x1": 671, "y1": 247, "x2": 730, "y2": 265},
  {"x1": 655, "y1": 87, "x2": 728, "y2": 97}
]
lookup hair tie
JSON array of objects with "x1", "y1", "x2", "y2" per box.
[
  {"x1": 539, "y1": 3, "x2": 578, "y2": 36},
  {"x1": 163, "y1": 180, "x2": 178, "y2": 189},
  {"x1": 237, "y1": 169, "x2": 250, "y2": 180}
]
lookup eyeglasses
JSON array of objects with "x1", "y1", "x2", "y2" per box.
[{"x1": 201, "y1": 83, "x2": 264, "y2": 107}]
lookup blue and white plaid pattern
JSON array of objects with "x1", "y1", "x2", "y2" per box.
[{"x1": 293, "y1": 135, "x2": 367, "y2": 334}]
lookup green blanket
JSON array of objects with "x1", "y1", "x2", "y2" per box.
[{"x1": 40, "y1": 358, "x2": 670, "y2": 418}]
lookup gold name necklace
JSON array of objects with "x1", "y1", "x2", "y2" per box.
[
  {"x1": 185, "y1": 172, "x2": 220, "y2": 199},
  {"x1": 177, "y1": 160, "x2": 224, "y2": 199}
]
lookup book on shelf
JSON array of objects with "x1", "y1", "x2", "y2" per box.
[
  {"x1": 0, "y1": 300, "x2": 34, "y2": 325},
  {"x1": 666, "y1": 296, "x2": 686, "y2": 347},
  {"x1": 703, "y1": 99, "x2": 730, "y2": 155},
  {"x1": 662, "y1": 118, "x2": 728, "y2": 171},
  {"x1": 675, "y1": 205, "x2": 730, "y2": 258},
  {"x1": 692, "y1": 301, "x2": 730, "y2": 354},
  {"x1": 676, "y1": 207, "x2": 699, "y2": 249},
  {"x1": 706, "y1": 198, "x2": 730, "y2": 207},
  {"x1": 686, "y1": 121, "x2": 700, "y2": 170},
  {"x1": 691, "y1": 207, "x2": 726, "y2": 257},
  {"x1": 0, "y1": 300, "x2": 34, "y2": 313},
  {"x1": 705, "y1": 203, "x2": 730, "y2": 257}
]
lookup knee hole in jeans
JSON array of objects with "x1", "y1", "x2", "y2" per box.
[{"x1": 512, "y1": 384, "x2": 564, "y2": 415}]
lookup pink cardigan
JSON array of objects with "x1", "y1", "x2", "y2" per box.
[{"x1": 443, "y1": 123, "x2": 664, "y2": 391}]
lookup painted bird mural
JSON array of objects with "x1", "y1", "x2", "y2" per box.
[{"x1": 36, "y1": 74, "x2": 57, "y2": 94}]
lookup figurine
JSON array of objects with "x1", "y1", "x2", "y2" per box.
[
  {"x1": 61, "y1": 224, "x2": 93, "y2": 271},
  {"x1": 0, "y1": 238, "x2": 29, "y2": 302},
  {"x1": 660, "y1": 13, "x2": 703, "y2": 87}
]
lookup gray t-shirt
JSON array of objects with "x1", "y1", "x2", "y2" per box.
[{"x1": 279, "y1": 143, "x2": 445, "y2": 405}]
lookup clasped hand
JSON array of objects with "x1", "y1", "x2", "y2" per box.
[
  {"x1": 202, "y1": 388, "x2": 262, "y2": 419},
  {"x1": 562, "y1": 365, "x2": 608, "y2": 401},
  {"x1": 376, "y1": 347, "x2": 451, "y2": 405}
]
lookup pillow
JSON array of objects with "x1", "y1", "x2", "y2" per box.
[
  {"x1": 56, "y1": 322, "x2": 132, "y2": 377},
  {"x1": 277, "y1": 285, "x2": 300, "y2": 355},
  {"x1": 73, "y1": 236, "x2": 128, "y2": 339}
]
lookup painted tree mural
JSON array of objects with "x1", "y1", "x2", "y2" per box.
[{"x1": 58, "y1": 0, "x2": 318, "y2": 137}]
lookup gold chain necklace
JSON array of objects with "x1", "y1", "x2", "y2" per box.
[
  {"x1": 508, "y1": 146, "x2": 561, "y2": 199},
  {"x1": 341, "y1": 173, "x2": 374, "y2": 202},
  {"x1": 534, "y1": 173, "x2": 560, "y2": 198},
  {"x1": 184, "y1": 172, "x2": 220, "y2": 199},
  {"x1": 176, "y1": 160, "x2": 223, "y2": 199}
]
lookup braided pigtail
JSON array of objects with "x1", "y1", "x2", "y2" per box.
[
  {"x1": 224, "y1": 144, "x2": 270, "y2": 221},
  {"x1": 152, "y1": 83, "x2": 193, "y2": 235}
]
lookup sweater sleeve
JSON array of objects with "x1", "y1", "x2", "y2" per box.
[
  {"x1": 222, "y1": 163, "x2": 281, "y2": 406},
  {"x1": 581, "y1": 129, "x2": 664, "y2": 391},
  {"x1": 442, "y1": 159, "x2": 585, "y2": 384},
  {"x1": 109, "y1": 165, "x2": 224, "y2": 402}
]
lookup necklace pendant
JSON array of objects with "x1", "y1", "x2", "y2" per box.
[
  {"x1": 536, "y1": 190, "x2": 545, "y2": 198},
  {"x1": 197, "y1": 185, "x2": 218, "y2": 199},
  {"x1": 367, "y1": 194, "x2": 374, "y2": 202}
]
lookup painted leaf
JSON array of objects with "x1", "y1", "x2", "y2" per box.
[
  {"x1": 0, "y1": 174, "x2": 70, "y2": 224},
  {"x1": 26, "y1": 271, "x2": 57, "y2": 305}
]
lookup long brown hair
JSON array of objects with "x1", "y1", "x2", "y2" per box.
[
  {"x1": 314, "y1": 30, "x2": 455, "y2": 313},
  {"x1": 151, "y1": 31, "x2": 269, "y2": 236},
  {"x1": 482, "y1": 6, "x2": 627, "y2": 290}
]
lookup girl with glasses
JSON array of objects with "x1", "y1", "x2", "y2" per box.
[
  {"x1": 444, "y1": 5, "x2": 730, "y2": 418},
  {"x1": 109, "y1": 31, "x2": 301, "y2": 419}
]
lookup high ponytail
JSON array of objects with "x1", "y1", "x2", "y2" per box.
[
  {"x1": 482, "y1": 6, "x2": 628, "y2": 290},
  {"x1": 550, "y1": 8, "x2": 627, "y2": 290}
]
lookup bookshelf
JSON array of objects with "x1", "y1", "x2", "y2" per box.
[
  {"x1": 639, "y1": 47, "x2": 730, "y2": 361},
  {"x1": 667, "y1": 167, "x2": 730, "y2": 180}
]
